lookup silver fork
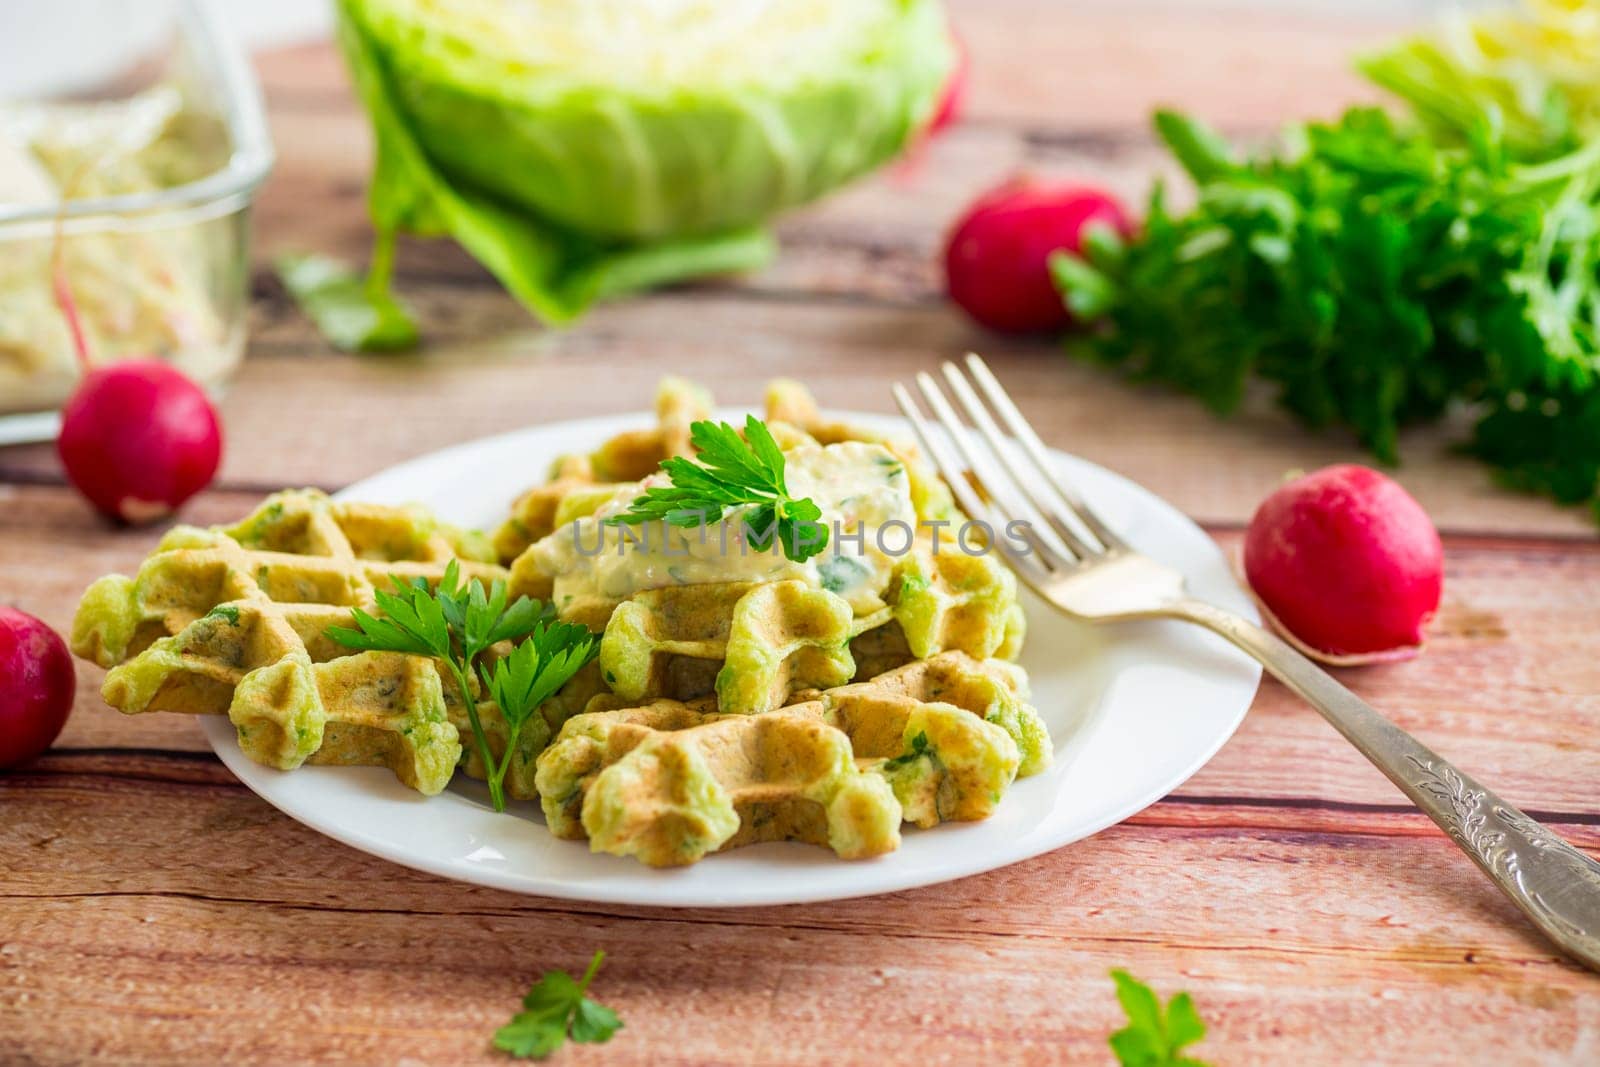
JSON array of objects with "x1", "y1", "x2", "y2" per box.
[{"x1": 896, "y1": 352, "x2": 1600, "y2": 972}]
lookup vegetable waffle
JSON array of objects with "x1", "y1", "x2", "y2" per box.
[
  {"x1": 598, "y1": 580, "x2": 857, "y2": 713},
  {"x1": 492, "y1": 455, "x2": 605, "y2": 565},
  {"x1": 491, "y1": 377, "x2": 710, "y2": 564},
  {"x1": 840, "y1": 651, "x2": 1051, "y2": 779},
  {"x1": 535, "y1": 651, "x2": 1045, "y2": 865},
  {"x1": 892, "y1": 535, "x2": 1026, "y2": 661},
  {"x1": 69, "y1": 378, "x2": 1054, "y2": 867},
  {"x1": 542, "y1": 698, "x2": 904, "y2": 867},
  {"x1": 70, "y1": 489, "x2": 500, "y2": 792}
]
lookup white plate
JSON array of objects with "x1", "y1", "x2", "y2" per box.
[{"x1": 202, "y1": 410, "x2": 1261, "y2": 906}]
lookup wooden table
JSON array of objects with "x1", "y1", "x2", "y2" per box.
[{"x1": 5, "y1": 3, "x2": 1598, "y2": 1063}]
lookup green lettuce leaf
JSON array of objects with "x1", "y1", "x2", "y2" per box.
[{"x1": 275, "y1": 251, "x2": 419, "y2": 352}]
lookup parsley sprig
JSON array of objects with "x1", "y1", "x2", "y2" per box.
[
  {"x1": 495, "y1": 950, "x2": 622, "y2": 1059},
  {"x1": 1109, "y1": 970, "x2": 1209, "y2": 1067},
  {"x1": 605, "y1": 416, "x2": 829, "y2": 563},
  {"x1": 326, "y1": 560, "x2": 597, "y2": 811}
]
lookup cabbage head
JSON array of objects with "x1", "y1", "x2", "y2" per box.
[
  {"x1": 336, "y1": 0, "x2": 953, "y2": 324},
  {"x1": 1360, "y1": 0, "x2": 1600, "y2": 162}
]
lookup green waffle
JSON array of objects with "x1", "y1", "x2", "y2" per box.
[
  {"x1": 70, "y1": 489, "x2": 502, "y2": 793},
  {"x1": 597, "y1": 580, "x2": 856, "y2": 713}
]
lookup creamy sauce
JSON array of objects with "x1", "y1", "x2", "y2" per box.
[{"x1": 532, "y1": 440, "x2": 915, "y2": 614}]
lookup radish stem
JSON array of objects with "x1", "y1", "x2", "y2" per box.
[
  {"x1": 48, "y1": 161, "x2": 100, "y2": 376},
  {"x1": 51, "y1": 256, "x2": 94, "y2": 375}
]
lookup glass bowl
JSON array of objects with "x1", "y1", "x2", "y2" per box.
[{"x1": 0, "y1": 0, "x2": 273, "y2": 444}]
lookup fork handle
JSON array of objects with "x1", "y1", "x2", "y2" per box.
[{"x1": 1172, "y1": 597, "x2": 1600, "y2": 971}]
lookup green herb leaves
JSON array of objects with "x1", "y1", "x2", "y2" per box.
[
  {"x1": 607, "y1": 416, "x2": 829, "y2": 563},
  {"x1": 275, "y1": 249, "x2": 418, "y2": 353},
  {"x1": 327, "y1": 560, "x2": 549, "y2": 665},
  {"x1": 1109, "y1": 970, "x2": 1208, "y2": 1067},
  {"x1": 488, "y1": 959, "x2": 1199, "y2": 1061},
  {"x1": 1052, "y1": 103, "x2": 1600, "y2": 519},
  {"x1": 326, "y1": 560, "x2": 597, "y2": 811},
  {"x1": 883, "y1": 731, "x2": 931, "y2": 770},
  {"x1": 495, "y1": 951, "x2": 622, "y2": 1059},
  {"x1": 479, "y1": 618, "x2": 599, "y2": 741},
  {"x1": 205, "y1": 604, "x2": 241, "y2": 627}
]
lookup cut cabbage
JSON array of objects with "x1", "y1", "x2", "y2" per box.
[
  {"x1": 336, "y1": 0, "x2": 953, "y2": 323},
  {"x1": 1361, "y1": 0, "x2": 1600, "y2": 162}
]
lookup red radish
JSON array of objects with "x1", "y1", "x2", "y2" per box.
[
  {"x1": 0, "y1": 606, "x2": 75, "y2": 768},
  {"x1": 1244, "y1": 464, "x2": 1443, "y2": 664},
  {"x1": 929, "y1": 32, "x2": 968, "y2": 134},
  {"x1": 58, "y1": 362, "x2": 223, "y2": 523},
  {"x1": 944, "y1": 178, "x2": 1132, "y2": 333},
  {"x1": 51, "y1": 240, "x2": 222, "y2": 524}
]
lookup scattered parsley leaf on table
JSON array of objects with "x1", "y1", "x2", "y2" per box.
[
  {"x1": 606, "y1": 416, "x2": 829, "y2": 563},
  {"x1": 276, "y1": 246, "x2": 418, "y2": 352},
  {"x1": 325, "y1": 560, "x2": 596, "y2": 811},
  {"x1": 1108, "y1": 970, "x2": 1209, "y2": 1067},
  {"x1": 495, "y1": 951, "x2": 622, "y2": 1060}
]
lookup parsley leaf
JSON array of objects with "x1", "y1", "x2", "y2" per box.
[
  {"x1": 325, "y1": 560, "x2": 593, "y2": 812},
  {"x1": 276, "y1": 247, "x2": 418, "y2": 353},
  {"x1": 495, "y1": 951, "x2": 622, "y2": 1060},
  {"x1": 1108, "y1": 971, "x2": 1208, "y2": 1067},
  {"x1": 477, "y1": 618, "x2": 599, "y2": 800},
  {"x1": 606, "y1": 416, "x2": 830, "y2": 563}
]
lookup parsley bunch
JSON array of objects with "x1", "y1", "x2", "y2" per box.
[
  {"x1": 495, "y1": 951, "x2": 622, "y2": 1059},
  {"x1": 1053, "y1": 106, "x2": 1600, "y2": 518},
  {"x1": 606, "y1": 416, "x2": 829, "y2": 563},
  {"x1": 326, "y1": 560, "x2": 597, "y2": 811}
]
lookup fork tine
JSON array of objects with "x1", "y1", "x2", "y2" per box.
[
  {"x1": 892, "y1": 384, "x2": 1057, "y2": 589},
  {"x1": 892, "y1": 384, "x2": 1058, "y2": 589},
  {"x1": 910, "y1": 372, "x2": 1079, "y2": 571},
  {"x1": 963, "y1": 352, "x2": 1129, "y2": 552},
  {"x1": 939, "y1": 361, "x2": 1101, "y2": 560}
]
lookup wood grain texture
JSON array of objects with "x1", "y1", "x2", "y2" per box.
[
  {"x1": 4, "y1": 318, "x2": 1591, "y2": 537},
  {"x1": 3, "y1": 2, "x2": 1600, "y2": 1064},
  {"x1": 4, "y1": 771, "x2": 1599, "y2": 1067}
]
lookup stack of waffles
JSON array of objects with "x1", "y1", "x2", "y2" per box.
[{"x1": 70, "y1": 379, "x2": 1054, "y2": 867}]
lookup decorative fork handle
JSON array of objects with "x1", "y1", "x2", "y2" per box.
[{"x1": 1172, "y1": 597, "x2": 1600, "y2": 971}]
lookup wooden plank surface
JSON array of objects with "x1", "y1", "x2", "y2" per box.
[{"x1": 3, "y1": 2, "x2": 1599, "y2": 1064}]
